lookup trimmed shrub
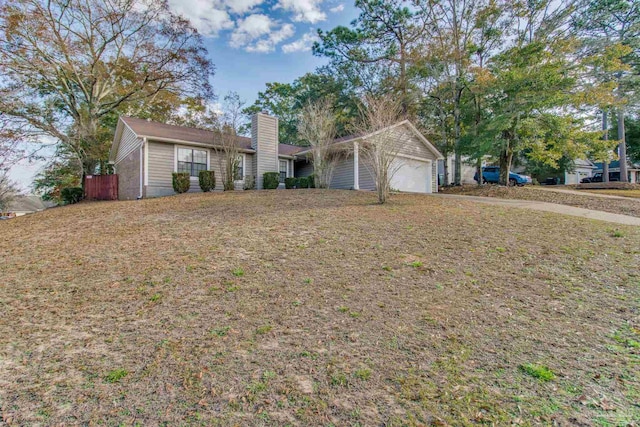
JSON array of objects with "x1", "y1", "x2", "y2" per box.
[
  {"x1": 243, "y1": 175, "x2": 256, "y2": 190},
  {"x1": 263, "y1": 172, "x2": 280, "y2": 189},
  {"x1": 308, "y1": 174, "x2": 316, "y2": 188},
  {"x1": 298, "y1": 177, "x2": 309, "y2": 188},
  {"x1": 61, "y1": 187, "x2": 83, "y2": 204},
  {"x1": 172, "y1": 172, "x2": 190, "y2": 194},
  {"x1": 198, "y1": 170, "x2": 215, "y2": 192},
  {"x1": 284, "y1": 177, "x2": 297, "y2": 189}
]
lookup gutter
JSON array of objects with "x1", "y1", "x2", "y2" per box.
[
  {"x1": 138, "y1": 138, "x2": 146, "y2": 199},
  {"x1": 134, "y1": 134, "x2": 256, "y2": 154}
]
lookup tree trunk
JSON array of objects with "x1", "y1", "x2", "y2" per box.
[
  {"x1": 476, "y1": 158, "x2": 483, "y2": 186},
  {"x1": 453, "y1": 96, "x2": 462, "y2": 185},
  {"x1": 618, "y1": 110, "x2": 628, "y2": 182},
  {"x1": 498, "y1": 144, "x2": 512, "y2": 186},
  {"x1": 443, "y1": 155, "x2": 450, "y2": 186},
  {"x1": 603, "y1": 110, "x2": 609, "y2": 182}
]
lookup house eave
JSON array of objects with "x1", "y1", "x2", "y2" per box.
[{"x1": 138, "y1": 134, "x2": 256, "y2": 153}]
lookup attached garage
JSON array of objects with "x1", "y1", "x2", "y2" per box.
[
  {"x1": 295, "y1": 120, "x2": 443, "y2": 194},
  {"x1": 390, "y1": 157, "x2": 433, "y2": 193}
]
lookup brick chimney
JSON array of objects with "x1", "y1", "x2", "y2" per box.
[{"x1": 251, "y1": 112, "x2": 279, "y2": 189}]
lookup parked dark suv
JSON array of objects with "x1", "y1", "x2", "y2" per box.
[{"x1": 581, "y1": 172, "x2": 620, "y2": 183}]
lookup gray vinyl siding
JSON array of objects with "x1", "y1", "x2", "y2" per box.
[
  {"x1": 392, "y1": 127, "x2": 437, "y2": 160},
  {"x1": 244, "y1": 153, "x2": 255, "y2": 181},
  {"x1": 359, "y1": 164, "x2": 376, "y2": 191},
  {"x1": 432, "y1": 161, "x2": 438, "y2": 193},
  {"x1": 147, "y1": 141, "x2": 174, "y2": 190},
  {"x1": 329, "y1": 156, "x2": 354, "y2": 189},
  {"x1": 207, "y1": 149, "x2": 226, "y2": 192},
  {"x1": 115, "y1": 125, "x2": 142, "y2": 164},
  {"x1": 295, "y1": 160, "x2": 313, "y2": 177},
  {"x1": 252, "y1": 114, "x2": 279, "y2": 189}
]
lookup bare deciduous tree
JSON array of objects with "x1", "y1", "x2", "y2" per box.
[
  {"x1": 215, "y1": 92, "x2": 246, "y2": 191},
  {"x1": 352, "y1": 95, "x2": 403, "y2": 204},
  {"x1": 298, "y1": 99, "x2": 339, "y2": 189}
]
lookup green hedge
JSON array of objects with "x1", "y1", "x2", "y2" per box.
[
  {"x1": 172, "y1": 172, "x2": 190, "y2": 194},
  {"x1": 284, "y1": 177, "x2": 297, "y2": 189},
  {"x1": 298, "y1": 177, "x2": 309, "y2": 188},
  {"x1": 198, "y1": 170, "x2": 215, "y2": 192},
  {"x1": 308, "y1": 174, "x2": 316, "y2": 188},
  {"x1": 263, "y1": 172, "x2": 280, "y2": 189},
  {"x1": 61, "y1": 187, "x2": 83, "y2": 204}
]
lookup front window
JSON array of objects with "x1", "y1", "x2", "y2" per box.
[
  {"x1": 177, "y1": 148, "x2": 207, "y2": 177},
  {"x1": 235, "y1": 155, "x2": 244, "y2": 181},
  {"x1": 279, "y1": 160, "x2": 288, "y2": 183}
]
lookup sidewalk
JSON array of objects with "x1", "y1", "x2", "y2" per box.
[{"x1": 434, "y1": 193, "x2": 640, "y2": 226}]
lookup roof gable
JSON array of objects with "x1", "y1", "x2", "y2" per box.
[{"x1": 295, "y1": 120, "x2": 444, "y2": 159}]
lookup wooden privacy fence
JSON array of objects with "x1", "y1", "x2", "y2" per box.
[{"x1": 84, "y1": 174, "x2": 118, "y2": 200}]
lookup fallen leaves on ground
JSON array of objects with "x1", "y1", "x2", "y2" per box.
[
  {"x1": 440, "y1": 184, "x2": 640, "y2": 217},
  {"x1": 1, "y1": 190, "x2": 639, "y2": 425}
]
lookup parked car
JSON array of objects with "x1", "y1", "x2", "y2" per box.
[
  {"x1": 580, "y1": 172, "x2": 620, "y2": 183},
  {"x1": 474, "y1": 166, "x2": 532, "y2": 186}
]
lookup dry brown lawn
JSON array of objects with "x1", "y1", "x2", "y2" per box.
[
  {"x1": 441, "y1": 185, "x2": 640, "y2": 218},
  {"x1": 580, "y1": 189, "x2": 640, "y2": 199},
  {"x1": 1, "y1": 190, "x2": 639, "y2": 426}
]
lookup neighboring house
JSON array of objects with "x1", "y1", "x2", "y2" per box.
[
  {"x1": 593, "y1": 160, "x2": 640, "y2": 183},
  {"x1": 564, "y1": 159, "x2": 596, "y2": 185},
  {"x1": 3, "y1": 195, "x2": 54, "y2": 217},
  {"x1": 109, "y1": 113, "x2": 443, "y2": 200}
]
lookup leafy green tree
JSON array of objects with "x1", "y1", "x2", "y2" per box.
[
  {"x1": 314, "y1": 0, "x2": 425, "y2": 115},
  {"x1": 33, "y1": 148, "x2": 82, "y2": 203},
  {"x1": 244, "y1": 73, "x2": 359, "y2": 144},
  {"x1": 625, "y1": 116, "x2": 640, "y2": 163},
  {"x1": 479, "y1": 39, "x2": 614, "y2": 184},
  {"x1": 573, "y1": 0, "x2": 640, "y2": 181},
  {"x1": 0, "y1": 0, "x2": 215, "y2": 182}
]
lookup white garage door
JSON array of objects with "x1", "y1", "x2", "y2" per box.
[{"x1": 390, "y1": 158, "x2": 432, "y2": 193}]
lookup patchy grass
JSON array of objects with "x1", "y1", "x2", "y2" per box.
[
  {"x1": 104, "y1": 368, "x2": 128, "y2": 383},
  {"x1": 1, "y1": 190, "x2": 639, "y2": 425},
  {"x1": 441, "y1": 184, "x2": 640, "y2": 217},
  {"x1": 519, "y1": 364, "x2": 556, "y2": 381}
]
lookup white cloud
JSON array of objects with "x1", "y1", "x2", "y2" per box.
[
  {"x1": 225, "y1": 0, "x2": 264, "y2": 14},
  {"x1": 275, "y1": 0, "x2": 326, "y2": 23},
  {"x1": 168, "y1": 0, "x2": 234, "y2": 36},
  {"x1": 231, "y1": 14, "x2": 295, "y2": 53},
  {"x1": 282, "y1": 31, "x2": 319, "y2": 53},
  {"x1": 329, "y1": 3, "x2": 344, "y2": 13}
]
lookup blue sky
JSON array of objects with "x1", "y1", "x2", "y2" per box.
[{"x1": 9, "y1": 0, "x2": 358, "y2": 191}]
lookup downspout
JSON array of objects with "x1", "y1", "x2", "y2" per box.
[{"x1": 138, "y1": 138, "x2": 146, "y2": 199}]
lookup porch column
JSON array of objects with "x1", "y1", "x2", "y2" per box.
[{"x1": 353, "y1": 141, "x2": 359, "y2": 190}]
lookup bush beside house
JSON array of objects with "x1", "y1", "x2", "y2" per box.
[
  {"x1": 284, "y1": 177, "x2": 297, "y2": 189},
  {"x1": 198, "y1": 170, "x2": 215, "y2": 192},
  {"x1": 263, "y1": 172, "x2": 280, "y2": 189},
  {"x1": 172, "y1": 172, "x2": 190, "y2": 194}
]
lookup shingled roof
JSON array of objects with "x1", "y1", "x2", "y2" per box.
[
  {"x1": 118, "y1": 117, "x2": 309, "y2": 157},
  {"x1": 120, "y1": 117, "x2": 254, "y2": 150}
]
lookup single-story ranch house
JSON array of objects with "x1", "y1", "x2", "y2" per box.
[{"x1": 109, "y1": 113, "x2": 443, "y2": 200}]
